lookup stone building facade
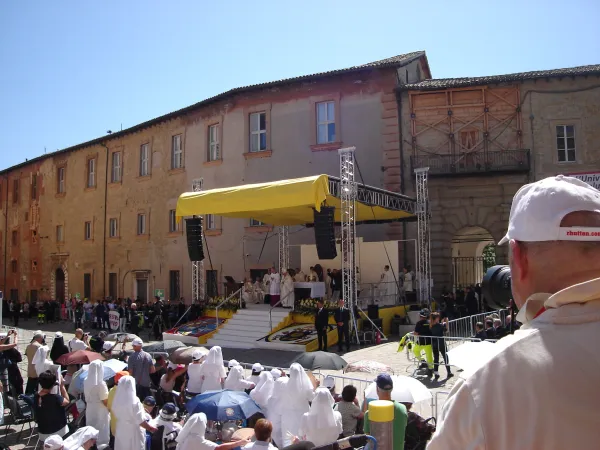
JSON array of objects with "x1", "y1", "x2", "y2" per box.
[{"x1": 0, "y1": 51, "x2": 430, "y2": 304}]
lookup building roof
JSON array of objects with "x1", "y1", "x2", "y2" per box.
[
  {"x1": 1, "y1": 51, "x2": 426, "y2": 175},
  {"x1": 402, "y1": 63, "x2": 600, "y2": 91}
]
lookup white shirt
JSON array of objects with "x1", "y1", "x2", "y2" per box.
[
  {"x1": 68, "y1": 338, "x2": 87, "y2": 352},
  {"x1": 149, "y1": 417, "x2": 182, "y2": 437},
  {"x1": 243, "y1": 441, "x2": 277, "y2": 450},
  {"x1": 186, "y1": 363, "x2": 204, "y2": 394},
  {"x1": 403, "y1": 272, "x2": 413, "y2": 292},
  {"x1": 428, "y1": 278, "x2": 600, "y2": 450}
]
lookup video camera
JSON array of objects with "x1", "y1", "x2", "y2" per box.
[{"x1": 481, "y1": 265, "x2": 512, "y2": 310}]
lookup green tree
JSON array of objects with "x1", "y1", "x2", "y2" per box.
[{"x1": 482, "y1": 243, "x2": 496, "y2": 272}]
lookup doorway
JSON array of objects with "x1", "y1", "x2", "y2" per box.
[
  {"x1": 136, "y1": 279, "x2": 148, "y2": 303},
  {"x1": 56, "y1": 268, "x2": 66, "y2": 302}
]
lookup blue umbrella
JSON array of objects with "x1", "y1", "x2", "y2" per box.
[
  {"x1": 186, "y1": 389, "x2": 262, "y2": 421},
  {"x1": 70, "y1": 359, "x2": 127, "y2": 394}
]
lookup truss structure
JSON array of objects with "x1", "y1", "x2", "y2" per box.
[
  {"x1": 278, "y1": 226, "x2": 289, "y2": 272},
  {"x1": 415, "y1": 168, "x2": 431, "y2": 305},
  {"x1": 339, "y1": 147, "x2": 361, "y2": 344},
  {"x1": 191, "y1": 178, "x2": 204, "y2": 303}
]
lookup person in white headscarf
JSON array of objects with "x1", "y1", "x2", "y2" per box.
[
  {"x1": 224, "y1": 365, "x2": 255, "y2": 391},
  {"x1": 227, "y1": 359, "x2": 240, "y2": 371},
  {"x1": 176, "y1": 412, "x2": 249, "y2": 450},
  {"x1": 83, "y1": 360, "x2": 110, "y2": 449},
  {"x1": 112, "y1": 376, "x2": 157, "y2": 450},
  {"x1": 266, "y1": 376, "x2": 289, "y2": 448},
  {"x1": 197, "y1": 346, "x2": 226, "y2": 393},
  {"x1": 63, "y1": 426, "x2": 99, "y2": 450},
  {"x1": 298, "y1": 388, "x2": 343, "y2": 446},
  {"x1": 33, "y1": 345, "x2": 62, "y2": 394},
  {"x1": 270, "y1": 368, "x2": 282, "y2": 380},
  {"x1": 250, "y1": 371, "x2": 274, "y2": 413},
  {"x1": 279, "y1": 363, "x2": 316, "y2": 447},
  {"x1": 280, "y1": 269, "x2": 295, "y2": 309}
]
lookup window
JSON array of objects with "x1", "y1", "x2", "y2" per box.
[
  {"x1": 11, "y1": 230, "x2": 17, "y2": 246},
  {"x1": 57, "y1": 167, "x2": 66, "y2": 193},
  {"x1": 109, "y1": 273, "x2": 118, "y2": 299},
  {"x1": 169, "y1": 270, "x2": 181, "y2": 300},
  {"x1": 316, "y1": 101, "x2": 336, "y2": 144},
  {"x1": 12, "y1": 178, "x2": 19, "y2": 204},
  {"x1": 11, "y1": 260, "x2": 17, "y2": 273},
  {"x1": 208, "y1": 125, "x2": 220, "y2": 161},
  {"x1": 87, "y1": 158, "x2": 96, "y2": 188},
  {"x1": 84, "y1": 273, "x2": 92, "y2": 300},
  {"x1": 249, "y1": 112, "x2": 267, "y2": 152},
  {"x1": 171, "y1": 134, "x2": 183, "y2": 169},
  {"x1": 84, "y1": 221, "x2": 92, "y2": 240},
  {"x1": 31, "y1": 260, "x2": 38, "y2": 272},
  {"x1": 56, "y1": 225, "x2": 64, "y2": 242},
  {"x1": 31, "y1": 174, "x2": 38, "y2": 200},
  {"x1": 168, "y1": 209, "x2": 178, "y2": 233},
  {"x1": 30, "y1": 290, "x2": 38, "y2": 304},
  {"x1": 111, "y1": 152, "x2": 122, "y2": 183},
  {"x1": 556, "y1": 125, "x2": 576, "y2": 162},
  {"x1": 250, "y1": 218, "x2": 265, "y2": 227},
  {"x1": 109, "y1": 218, "x2": 118, "y2": 237},
  {"x1": 140, "y1": 143, "x2": 150, "y2": 176},
  {"x1": 137, "y1": 213, "x2": 147, "y2": 235},
  {"x1": 205, "y1": 214, "x2": 216, "y2": 230}
]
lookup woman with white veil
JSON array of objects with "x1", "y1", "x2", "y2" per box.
[
  {"x1": 63, "y1": 425, "x2": 99, "y2": 450},
  {"x1": 224, "y1": 365, "x2": 254, "y2": 391},
  {"x1": 32, "y1": 345, "x2": 62, "y2": 394},
  {"x1": 298, "y1": 388, "x2": 343, "y2": 446},
  {"x1": 112, "y1": 375, "x2": 157, "y2": 450},
  {"x1": 266, "y1": 376, "x2": 289, "y2": 448},
  {"x1": 250, "y1": 371, "x2": 274, "y2": 412},
  {"x1": 83, "y1": 360, "x2": 110, "y2": 449},
  {"x1": 197, "y1": 346, "x2": 226, "y2": 393},
  {"x1": 175, "y1": 412, "x2": 249, "y2": 450},
  {"x1": 279, "y1": 363, "x2": 316, "y2": 447}
]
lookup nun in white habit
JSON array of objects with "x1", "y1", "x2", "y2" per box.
[
  {"x1": 112, "y1": 376, "x2": 155, "y2": 450},
  {"x1": 33, "y1": 345, "x2": 62, "y2": 394},
  {"x1": 176, "y1": 412, "x2": 248, "y2": 450},
  {"x1": 224, "y1": 365, "x2": 254, "y2": 391},
  {"x1": 266, "y1": 376, "x2": 289, "y2": 449},
  {"x1": 83, "y1": 360, "x2": 110, "y2": 449},
  {"x1": 250, "y1": 371, "x2": 274, "y2": 413},
  {"x1": 279, "y1": 363, "x2": 316, "y2": 448},
  {"x1": 298, "y1": 388, "x2": 343, "y2": 447},
  {"x1": 198, "y1": 346, "x2": 226, "y2": 393},
  {"x1": 63, "y1": 426, "x2": 99, "y2": 450}
]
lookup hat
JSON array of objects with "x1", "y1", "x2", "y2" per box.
[
  {"x1": 499, "y1": 175, "x2": 600, "y2": 245},
  {"x1": 270, "y1": 368, "x2": 281, "y2": 379},
  {"x1": 0, "y1": 333, "x2": 7, "y2": 339},
  {"x1": 192, "y1": 349, "x2": 204, "y2": 361},
  {"x1": 55, "y1": 332, "x2": 63, "y2": 338},
  {"x1": 167, "y1": 361, "x2": 179, "y2": 370},
  {"x1": 375, "y1": 373, "x2": 394, "y2": 391},
  {"x1": 102, "y1": 342, "x2": 113, "y2": 351},
  {"x1": 114, "y1": 371, "x2": 129, "y2": 383},
  {"x1": 159, "y1": 402, "x2": 179, "y2": 421},
  {"x1": 323, "y1": 375, "x2": 336, "y2": 390},
  {"x1": 132, "y1": 338, "x2": 143, "y2": 347},
  {"x1": 228, "y1": 359, "x2": 240, "y2": 369},
  {"x1": 44, "y1": 435, "x2": 64, "y2": 450},
  {"x1": 252, "y1": 363, "x2": 264, "y2": 372},
  {"x1": 143, "y1": 396, "x2": 156, "y2": 407},
  {"x1": 419, "y1": 308, "x2": 430, "y2": 318}
]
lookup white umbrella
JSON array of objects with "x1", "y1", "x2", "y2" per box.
[
  {"x1": 365, "y1": 375, "x2": 431, "y2": 404},
  {"x1": 447, "y1": 341, "x2": 499, "y2": 372}
]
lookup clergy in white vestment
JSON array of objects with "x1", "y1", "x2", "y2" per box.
[
  {"x1": 281, "y1": 270, "x2": 295, "y2": 309},
  {"x1": 112, "y1": 376, "x2": 156, "y2": 450},
  {"x1": 266, "y1": 376, "x2": 289, "y2": 448},
  {"x1": 294, "y1": 269, "x2": 306, "y2": 282},
  {"x1": 242, "y1": 278, "x2": 255, "y2": 305},
  {"x1": 224, "y1": 365, "x2": 255, "y2": 391},
  {"x1": 268, "y1": 268, "x2": 281, "y2": 307},
  {"x1": 250, "y1": 371, "x2": 274, "y2": 414},
  {"x1": 252, "y1": 279, "x2": 264, "y2": 304},
  {"x1": 83, "y1": 360, "x2": 111, "y2": 449},
  {"x1": 63, "y1": 426, "x2": 99, "y2": 450},
  {"x1": 379, "y1": 265, "x2": 397, "y2": 303},
  {"x1": 197, "y1": 346, "x2": 226, "y2": 392},
  {"x1": 308, "y1": 267, "x2": 318, "y2": 282},
  {"x1": 278, "y1": 363, "x2": 316, "y2": 448},
  {"x1": 298, "y1": 388, "x2": 343, "y2": 447}
]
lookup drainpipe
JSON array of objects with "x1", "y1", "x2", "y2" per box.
[
  {"x1": 395, "y1": 89, "x2": 409, "y2": 268},
  {"x1": 100, "y1": 143, "x2": 109, "y2": 298}
]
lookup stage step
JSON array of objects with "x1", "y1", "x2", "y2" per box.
[{"x1": 207, "y1": 306, "x2": 292, "y2": 350}]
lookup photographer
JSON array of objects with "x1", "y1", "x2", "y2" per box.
[
  {"x1": 428, "y1": 175, "x2": 600, "y2": 449},
  {"x1": 68, "y1": 329, "x2": 90, "y2": 352}
]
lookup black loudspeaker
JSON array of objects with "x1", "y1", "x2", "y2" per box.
[
  {"x1": 313, "y1": 206, "x2": 337, "y2": 260},
  {"x1": 186, "y1": 218, "x2": 205, "y2": 262},
  {"x1": 367, "y1": 304, "x2": 380, "y2": 320}
]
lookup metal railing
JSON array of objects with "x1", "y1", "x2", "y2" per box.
[
  {"x1": 411, "y1": 149, "x2": 530, "y2": 176},
  {"x1": 215, "y1": 288, "x2": 242, "y2": 327},
  {"x1": 446, "y1": 310, "x2": 508, "y2": 338},
  {"x1": 269, "y1": 291, "x2": 293, "y2": 330}
]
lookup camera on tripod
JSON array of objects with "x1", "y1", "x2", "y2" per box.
[{"x1": 481, "y1": 265, "x2": 513, "y2": 310}]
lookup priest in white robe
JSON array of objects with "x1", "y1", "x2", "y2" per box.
[
  {"x1": 379, "y1": 265, "x2": 397, "y2": 304},
  {"x1": 269, "y1": 267, "x2": 281, "y2": 306},
  {"x1": 281, "y1": 269, "x2": 295, "y2": 309}
]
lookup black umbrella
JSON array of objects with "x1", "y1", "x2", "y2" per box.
[
  {"x1": 142, "y1": 340, "x2": 186, "y2": 355},
  {"x1": 292, "y1": 351, "x2": 347, "y2": 370}
]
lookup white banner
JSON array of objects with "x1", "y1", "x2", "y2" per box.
[
  {"x1": 109, "y1": 311, "x2": 120, "y2": 331},
  {"x1": 568, "y1": 172, "x2": 600, "y2": 190}
]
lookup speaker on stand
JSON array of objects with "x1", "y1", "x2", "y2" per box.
[
  {"x1": 186, "y1": 217, "x2": 205, "y2": 262},
  {"x1": 313, "y1": 206, "x2": 337, "y2": 260}
]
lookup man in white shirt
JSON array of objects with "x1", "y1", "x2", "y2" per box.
[
  {"x1": 68, "y1": 329, "x2": 90, "y2": 352},
  {"x1": 428, "y1": 175, "x2": 600, "y2": 450}
]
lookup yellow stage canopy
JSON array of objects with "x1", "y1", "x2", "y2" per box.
[{"x1": 176, "y1": 175, "x2": 415, "y2": 226}]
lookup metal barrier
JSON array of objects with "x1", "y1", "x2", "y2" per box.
[{"x1": 446, "y1": 310, "x2": 508, "y2": 338}]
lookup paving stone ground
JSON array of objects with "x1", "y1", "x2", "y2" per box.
[{"x1": 1, "y1": 318, "x2": 456, "y2": 449}]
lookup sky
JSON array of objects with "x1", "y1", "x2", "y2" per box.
[{"x1": 0, "y1": 0, "x2": 599, "y2": 170}]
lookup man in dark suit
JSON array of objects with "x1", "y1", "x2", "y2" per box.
[
  {"x1": 315, "y1": 299, "x2": 329, "y2": 351},
  {"x1": 334, "y1": 299, "x2": 350, "y2": 352}
]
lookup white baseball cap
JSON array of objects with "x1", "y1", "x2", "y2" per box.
[
  {"x1": 132, "y1": 338, "x2": 143, "y2": 347},
  {"x1": 323, "y1": 375, "x2": 336, "y2": 389},
  {"x1": 192, "y1": 349, "x2": 204, "y2": 361},
  {"x1": 228, "y1": 359, "x2": 240, "y2": 369},
  {"x1": 44, "y1": 435, "x2": 64, "y2": 450},
  {"x1": 103, "y1": 342, "x2": 114, "y2": 351},
  {"x1": 499, "y1": 175, "x2": 600, "y2": 245},
  {"x1": 252, "y1": 363, "x2": 264, "y2": 372}
]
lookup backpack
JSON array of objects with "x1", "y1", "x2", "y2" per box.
[{"x1": 404, "y1": 411, "x2": 436, "y2": 450}]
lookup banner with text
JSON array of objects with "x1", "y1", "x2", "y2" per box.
[{"x1": 568, "y1": 172, "x2": 600, "y2": 190}]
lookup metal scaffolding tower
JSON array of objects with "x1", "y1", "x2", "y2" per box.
[
  {"x1": 278, "y1": 226, "x2": 289, "y2": 272},
  {"x1": 339, "y1": 147, "x2": 360, "y2": 344},
  {"x1": 191, "y1": 178, "x2": 204, "y2": 303},
  {"x1": 415, "y1": 167, "x2": 431, "y2": 305}
]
